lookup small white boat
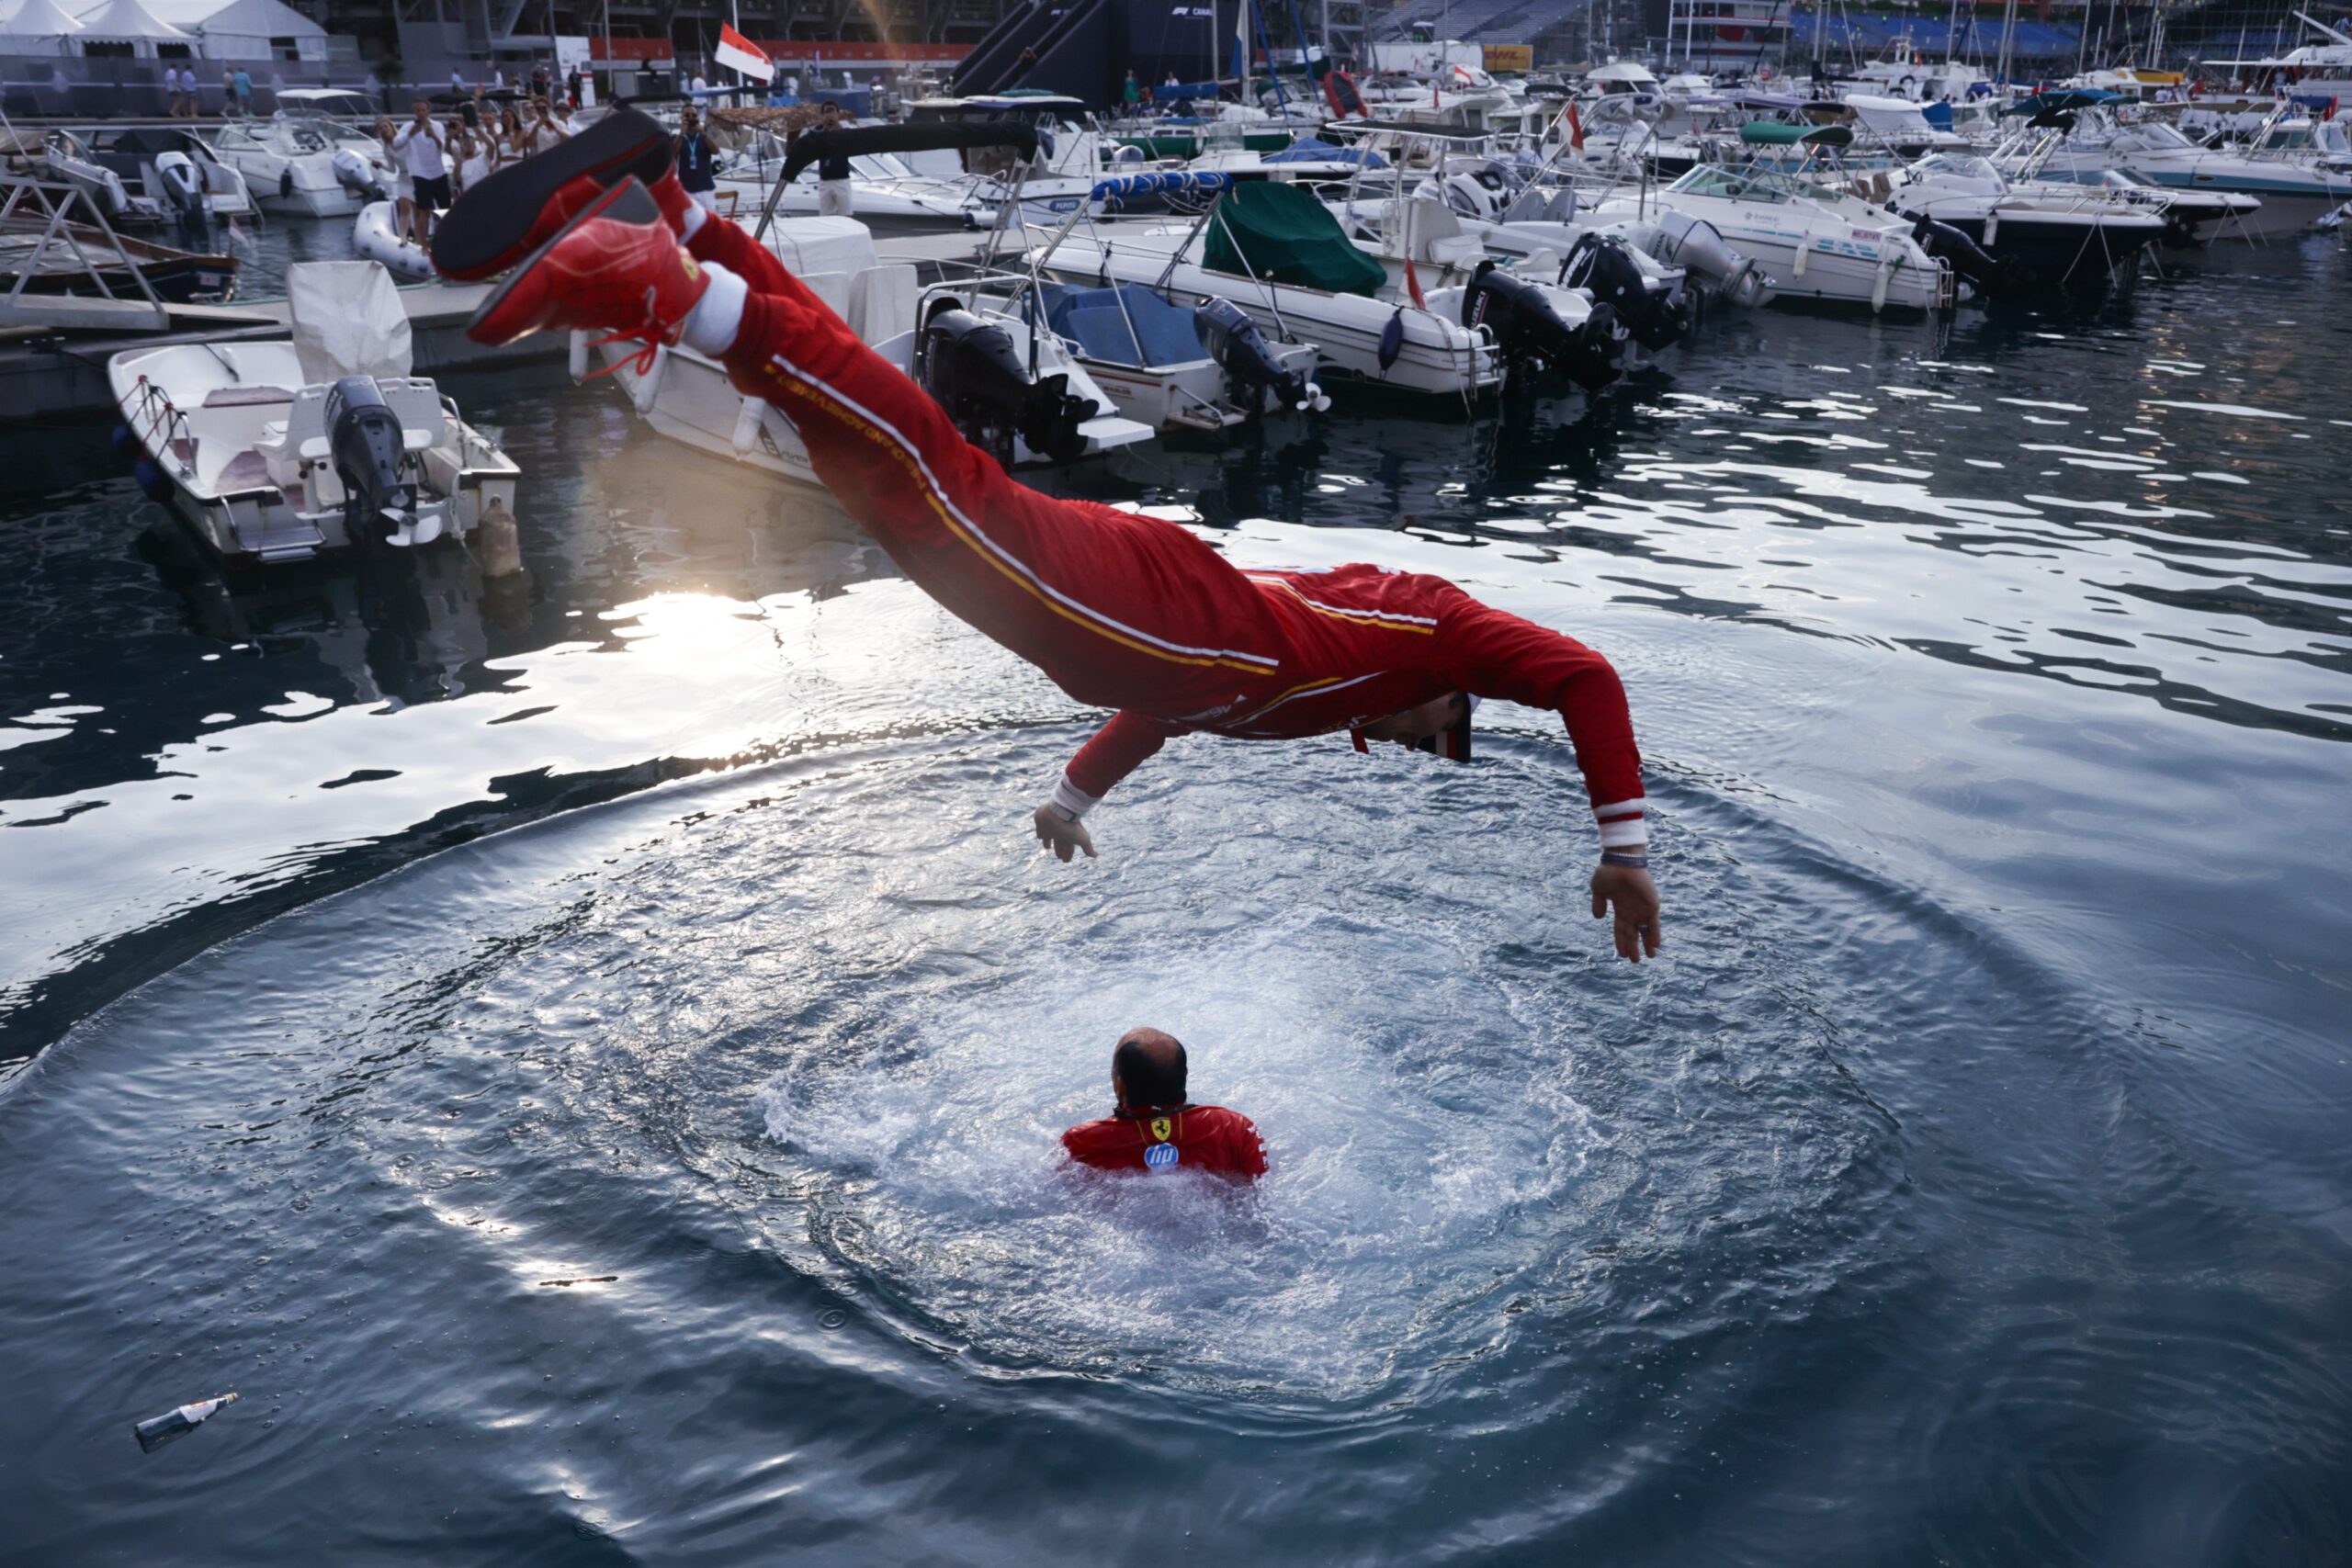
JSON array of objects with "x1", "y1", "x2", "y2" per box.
[
  {"x1": 588, "y1": 217, "x2": 1152, "y2": 479},
  {"x1": 1591, "y1": 165, "x2": 1957, "y2": 313},
  {"x1": 110, "y1": 262, "x2": 518, "y2": 566},
  {"x1": 991, "y1": 278, "x2": 1327, "y2": 431},
  {"x1": 45, "y1": 126, "x2": 255, "y2": 229},
  {"x1": 353, "y1": 200, "x2": 435, "y2": 279},
  {"x1": 211, "y1": 117, "x2": 381, "y2": 217}
]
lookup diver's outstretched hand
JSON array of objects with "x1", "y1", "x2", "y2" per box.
[
  {"x1": 1034, "y1": 803, "x2": 1097, "y2": 863},
  {"x1": 1591, "y1": 863, "x2": 1662, "y2": 963}
]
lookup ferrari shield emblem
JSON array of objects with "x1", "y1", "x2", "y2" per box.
[{"x1": 1149, "y1": 1117, "x2": 1172, "y2": 1143}]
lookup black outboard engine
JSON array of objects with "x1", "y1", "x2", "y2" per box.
[
  {"x1": 1194, "y1": 298, "x2": 1317, "y2": 415},
  {"x1": 1909, "y1": 214, "x2": 2031, "y2": 300},
  {"x1": 1563, "y1": 232, "x2": 1690, "y2": 352},
  {"x1": 919, "y1": 307, "x2": 1095, "y2": 466},
  {"x1": 1461, "y1": 261, "x2": 1621, "y2": 393},
  {"x1": 325, "y1": 376, "x2": 413, "y2": 548}
]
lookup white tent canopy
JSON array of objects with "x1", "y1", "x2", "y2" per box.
[
  {"x1": 71, "y1": 0, "x2": 190, "y2": 52},
  {"x1": 141, "y1": 0, "x2": 325, "y2": 61},
  {"x1": 0, "y1": 0, "x2": 88, "y2": 51}
]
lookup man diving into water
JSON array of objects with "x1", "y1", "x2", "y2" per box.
[{"x1": 437, "y1": 114, "x2": 1663, "y2": 961}]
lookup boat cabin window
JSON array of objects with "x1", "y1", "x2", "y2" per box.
[{"x1": 1917, "y1": 152, "x2": 1998, "y2": 182}]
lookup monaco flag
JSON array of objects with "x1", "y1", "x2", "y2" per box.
[{"x1": 715, "y1": 24, "x2": 775, "y2": 84}]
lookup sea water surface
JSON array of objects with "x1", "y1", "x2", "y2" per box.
[{"x1": 0, "y1": 236, "x2": 2346, "y2": 1565}]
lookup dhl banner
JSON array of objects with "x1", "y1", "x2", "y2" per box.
[{"x1": 1483, "y1": 44, "x2": 1533, "y2": 72}]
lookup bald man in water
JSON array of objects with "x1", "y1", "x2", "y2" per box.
[{"x1": 1062, "y1": 1029, "x2": 1267, "y2": 1181}]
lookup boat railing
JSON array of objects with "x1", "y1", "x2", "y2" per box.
[
  {"x1": 126, "y1": 375, "x2": 196, "y2": 475},
  {"x1": 0, "y1": 168, "x2": 166, "y2": 313}
]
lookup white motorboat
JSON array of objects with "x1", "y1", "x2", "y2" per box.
[
  {"x1": 1035, "y1": 183, "x2": 1512, "y2": 400},
  {"x1": 1590, "y1": 164, "x2": 1957, "y2": 312},
  {"x1": 109, "y1": 262, "x2": 519, "y2": 566},
  {"x1": 989, "y1": 278, "x2": 1327, "y2": 432},
  {"x1": 211, "y1": 116, "x2": 381, "y2": 217},
  {"x1": 587, "y1": 217, "x2": 1152, "y2": 480},
  {"x1": 1881, "y1": 152, "x2": 2170, "y2": 292},
  {"x1": 2028, "y1": 105, "x2": 2350, "y2": 237},
  {"x1": 45, "y1": 126, "x2": 254, "y2": 229},
  {"x1": 712, "y1": 145, "x2": 989, "y2": 235}
]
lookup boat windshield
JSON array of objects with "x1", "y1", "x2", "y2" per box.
[
  {"x1": 1916, "y1": 152, "x2": 2000, "y2": 183},
  {"x1": 2124, "y1": 123, "x2": 2198, "y2": 151},
  {"x1": 1670, "y1": 164, "x2": 1836, "y2": 206}
]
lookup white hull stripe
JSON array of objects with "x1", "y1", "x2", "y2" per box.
[{"x1": 767, "y1": 354, "x2": 1282, "y2": 672}]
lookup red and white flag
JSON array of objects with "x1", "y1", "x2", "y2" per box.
[
  {"x1": 2327, "y1": 96, "x2": 2340, "y2": 122},
  {"x1": 714, "y1": 24, "x2": 775, "y2": 84},
  {"x1": 1566, "y1": 100, "x2": 1586, "y2": 151}
]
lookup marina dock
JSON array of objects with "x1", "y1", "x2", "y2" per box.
[{"x1": 0, "y1": 227, "x2": 998, "y2": 421}]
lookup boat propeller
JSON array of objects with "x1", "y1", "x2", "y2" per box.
[
  {"x1": 918, "y1": 307, "x2": 1097, "y2": 467},
  {"x1": 1193, "y1": 299, "x2": 1327, "y2": 415}
]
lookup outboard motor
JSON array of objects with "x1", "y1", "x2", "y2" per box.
[
  {"x1": 154, "y1": 152, "x2": 207, "y2": 220},
  {"x1": 324, "y1": 377, "x2": 414, "y2": 548},
  {"x1": 1461, "y1": 261, "x2": 1621, "y2": 393},
  {"x1": 1642, "y1": 210, "x2": 1772, "y2": 310},
  {"x1": 1909, "y1": 214, "x2": 2030, "y2": 300},
  {"x1": 1563, "y1": 232, "x2": 1690, "y2": 352},
  {"x1": 333, "y1": 147, "x2": 389, "y2": 201},
  {"x1": 919, "y1": 307, "x2": 1095, "y2": 466},
  {"x1": 1194, "y1": 298, "x2": 1323, "y2": 415}
]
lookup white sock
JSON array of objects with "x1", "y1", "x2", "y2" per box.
[
  {"x1": 680, "y1": 260, "x2": 745, "y2": 356},
  {"x1": 678, "y1": 198, "x2": 707, "y2": 243}
]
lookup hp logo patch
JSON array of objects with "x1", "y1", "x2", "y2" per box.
[{"x1": 1144, "y1": 1143, "x2": 1181, "y2": 1170}]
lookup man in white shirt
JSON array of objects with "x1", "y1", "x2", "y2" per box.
[
  {"x1": 389, "y1": 99, "x2": 451, "y2": 244},
  {"x1": 689, "y1": 71, "x2": 709, "y2": 96}
]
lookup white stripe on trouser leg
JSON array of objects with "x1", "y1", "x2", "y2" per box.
[
  {"x1": 681, "y1": 260, "x2": 745, "y2": 356},
  {"x1": 761, "y1": 355, "x2": 1283, "y2": 672}
]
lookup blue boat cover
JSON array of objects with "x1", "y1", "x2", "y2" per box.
[
  {"x1": 1085, "y1": 169, "x2": 1235, "y2": 209},
  {"x1": 1035, "y1": 283, "x2": 1206, "y2": 368},
  {"x1": 1267, "y1": 137, "x2": 1388, "y2": 168}
]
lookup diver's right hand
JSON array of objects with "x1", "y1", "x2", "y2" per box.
[{"x1": 1034, "y1": 802, "x2": 1096, "y2": 863}]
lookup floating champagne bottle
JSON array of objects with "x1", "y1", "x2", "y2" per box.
[{"x1": 132, "y1": 1392, "x2": 238, "y2": 1453}]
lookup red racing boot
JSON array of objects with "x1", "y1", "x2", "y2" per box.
[
  {"x1": 466, "y1": 178, "x2": 711, "y2": 350},
  {"x1": 432, "y1": 107, "x2": 676, "y2": 281}
]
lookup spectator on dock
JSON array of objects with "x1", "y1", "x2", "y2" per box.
[
  {"x1": 387, "y1": 100, "x2": 451, "y2": 246},
  {"x1": 450, "y1": 116, "x2": 493, "y2": 195},
  {"x1": 232, "y1": 65, "x2": 253, "y2": 117},
  {"x1": 523, "y1": 96, "x2": 571, "y2": 153},
  {"x1": 674, "y1": 104, "x2": 718, "y2": 212},
  {"x1": 220, "y1": 67, "x2": 238, "y2": 117},
  {"x1": 565, "y1": 63, "x2": 582, "y2": 110},
  {"x1": 449, "y1": 65, "x2": 464, "y2": 95}
]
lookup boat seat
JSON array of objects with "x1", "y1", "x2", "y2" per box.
[
  {"x1": 202, "y1": 384, "x2": 296, "y2": 408},
  {"x1": 215, "y1": 448, "x2": 273, "y2": 492}
]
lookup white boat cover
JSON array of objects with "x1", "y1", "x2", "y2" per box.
[
  {"x1": 288, "y1": 260, "x2": 412, "y2": 382},
  {"x1": 763, "y1": 217, "x2": 877, "y2": 281}
]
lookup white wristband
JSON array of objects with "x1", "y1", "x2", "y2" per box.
[{"x1": 1048, "y1": 776, "x2": 1099, "y2": 823}]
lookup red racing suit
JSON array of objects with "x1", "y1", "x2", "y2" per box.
[
  {"x1": 685, "y1": 213, "x2": 1646, "y2": 841},
  {"x1": 1062, "y1": 1104, "x2": 1268, "y2": 1181}
]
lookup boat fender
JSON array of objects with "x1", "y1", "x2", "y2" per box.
[
  {"x1": 1377, "y1": 308, "x2": 1406, "y2": 373},
  {"x1": 1871, "y1": 250, "x2": 1894, "y2": 313},
  {"x1": 110, "y1": 423, "x2": 138, "y2": 461},
  {"x1": 631, "y1": 344, "x2": 668, "y2": 414},
  {"x1": 1792, "y1": 229, "x2": 1810, "y2": 278},
  {"x1": 280, "y1": 168, "x2": 295, "y2": 201},
  {"x1": 731, "y1": 395, "x2": 769, "y2": 457},
  {"x1": 568, "y1": 329, "x2": 590, "y2": 382},
  {"x1": 131, "y1": 456, "x2": 175, "y2": 505}
]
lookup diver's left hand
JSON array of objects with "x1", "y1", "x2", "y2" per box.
[{"x1": 1590, "y1": 863, "x2": 1661, "y2": 963}]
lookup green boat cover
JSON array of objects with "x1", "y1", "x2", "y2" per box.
[
  {"x1": 1201, "y1": 181, "x2": 1388, "y2": 298},
  {"x1": 1739, "y1": 120, "x2": 1854, "y2": 146}
]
